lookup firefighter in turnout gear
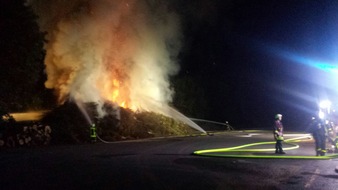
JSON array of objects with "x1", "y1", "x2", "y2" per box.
[
  {"x1": 90, "y1": 123, "x2": 97, "y2": 143},
  {"x1": 308, "y1": 117, "x2": 327, "y2": 156},
  {"x1": 273, "y1": 114, "x2": 285, "y2": 154},
  {"x1": 333, "y1": 133, "x2": 338, "y2": 153}
]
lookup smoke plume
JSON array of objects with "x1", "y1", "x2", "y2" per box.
[
  {"x1": 27, "y1": 0, "x2": 181, "y2": 112},
  {"x1": 26, "y1": 0, "x2": 206, "y2": 133}
]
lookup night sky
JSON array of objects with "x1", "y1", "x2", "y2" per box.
[
  {"x1": 2, "y1": 0, "x2": 338, "y2": 131},
  {"x1": 177, "y1": 0, "x2": 338, "y2": 130}
]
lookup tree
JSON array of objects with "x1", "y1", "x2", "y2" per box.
[{"x1": 0, "y1": 0, "x2": 54, "y2": 112}]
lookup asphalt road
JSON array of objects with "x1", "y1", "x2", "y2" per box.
[{"x1": 1, "y1": 130, "x2": 338, "y2": 190}]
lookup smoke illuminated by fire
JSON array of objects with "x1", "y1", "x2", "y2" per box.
[
  {"x1": 27, "y1": 0, "x2": 181, "y2": 113},
  {"x1": 27, "y1": 0, "x2": 206, "y2": 133}
]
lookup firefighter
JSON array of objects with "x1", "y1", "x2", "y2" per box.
[
  {"x1": 333, "y1": 133, "x2": 338, "y2": 153},
  {"x1": 309, "y1": 117, "x2": 327, "y2": 156},
  {"x1": 273, "y1": 114, "x2": 285, "y2": 154},
  {"x1": 90, "y1": 123, "x2": 97, "y2": 143}
]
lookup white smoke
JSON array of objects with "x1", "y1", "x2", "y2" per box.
[
  {"x1": 26, "y1": 0, "x2": 206, "y2": 133},
  {"x1": 27, "y1": 0, "x2": 179, "y2": 108}
]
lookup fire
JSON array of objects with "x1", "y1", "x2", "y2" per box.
[
  {"x1": 108, "y1": 79, "x2": 136, "y2": 110},
  {"x1": 112, "y1": 79, "x2": 120, "y2": 102},
  {"x1": 121, "y1": 101, "x2": 126, "y2": 108},
  {"x1": 27, "y1": 0, "x2": 208, "y2": 134},
  {"x1": 29, "y1": 0, "x2": 181, "y2": 115}
]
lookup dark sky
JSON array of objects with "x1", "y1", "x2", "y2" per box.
[
  {"x1": 3, "y1": 0, "x2": 338, "y2": 131},
  {"x1": 178, "y1": 0, "x2": 338, "y2": 130}
]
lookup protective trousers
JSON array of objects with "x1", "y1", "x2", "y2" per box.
[
  {"x1": 316, "y1": 134, "x2": 326, "y2": 156},
  {"x1": 275, "y1": 140, "x2": 283, "y2": 153}
]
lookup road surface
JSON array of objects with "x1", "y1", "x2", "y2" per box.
[{"x1": 1, "y1": 130, "x2": 338, "y2": 189}]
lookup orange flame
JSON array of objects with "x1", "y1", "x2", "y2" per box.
[
  {"x1": 112, "y1": 79, "x2": 120, "y2": 102},
  {"x1": 121, "y1": 101, "x2": 126, "y2": 108},
  {"x1": 106, "y1": 78, "x2": 136, "y2": 110}
]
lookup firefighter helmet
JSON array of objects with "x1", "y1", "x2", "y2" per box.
[{"x1": 275, "y1": 114, "x2": 282, "y2": 119}]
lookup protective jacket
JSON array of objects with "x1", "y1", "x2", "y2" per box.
[{"x1": 274, "y1": 120, "x2": 284, "y2": 141}]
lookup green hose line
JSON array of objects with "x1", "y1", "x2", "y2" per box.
[{"x1": 193, "y1": 135, "x2": 338, "y2": 159}]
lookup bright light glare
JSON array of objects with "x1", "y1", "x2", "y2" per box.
[
  {"x1": 316, "y1": 64, "x2": 338, "y2": 73},
  {"x1": 272, "y1": 48, "x2": 338, "y2": 73},
  {"x1": 319, "y1": 100, "x2": 331, "y2": 109},
  {"x1": 318, "y1": 110, "x2": 325, "y2": 119}
]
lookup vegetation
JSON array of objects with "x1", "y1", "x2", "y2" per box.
[
  {"x1": 0, "y1": 0, "x2": 55, "y2": 112},
  {"x1": 41, "y1": 101, "x2": 197, "y2": 145}
]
